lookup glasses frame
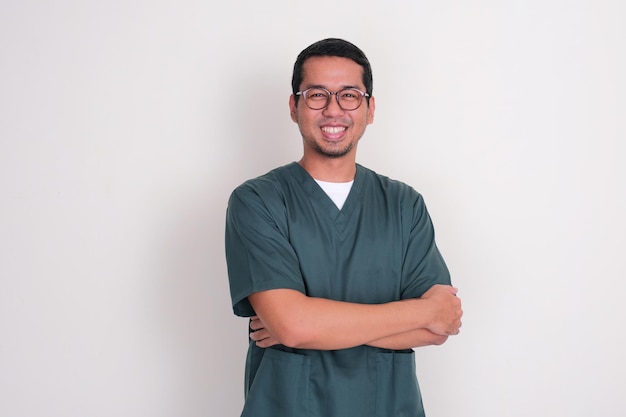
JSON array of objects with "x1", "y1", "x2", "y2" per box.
[{"x1": 295, "y1": 87, "x2": 370, "y2": 111}]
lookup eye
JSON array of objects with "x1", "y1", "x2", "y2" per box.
[
  {"x1": 340, "y1": 90, "x2": 360, "y2": 100},
  {"x1": 306, "y1": 89, "x2": 329, "y2": 100}
]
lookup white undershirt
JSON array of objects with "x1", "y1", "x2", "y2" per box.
[{"x1": 315, "y1": 179, "x2": 354, "y2": 210}]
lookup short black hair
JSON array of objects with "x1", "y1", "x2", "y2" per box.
[{"x1": 291, "y1": 38, "x2": 373, "y2": 103}]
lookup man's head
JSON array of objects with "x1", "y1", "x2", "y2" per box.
[
  {"x1": 291, "y1": 38, "x2": 373, "y2": 103},
  {"x1": 289, "y1": 39, "x2": 375, "y2": 164}
]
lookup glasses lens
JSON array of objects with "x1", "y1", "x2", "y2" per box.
[
  {"x1": 303, "y1": 88, "x2": 330, "y2": 110},
  {"x1": 302, "y1": 88, "x2": 366, "y2": 110},
  {"x1": 337, "y1": 89, "x2": 364, "y2": 110}
]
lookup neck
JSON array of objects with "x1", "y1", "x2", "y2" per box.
[{"x1": 298, "y1": 155, "x2": 356, "y2": 182}]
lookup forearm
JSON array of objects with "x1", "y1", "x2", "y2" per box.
[
  {"x1": 248, "y1": 289, "x2": 435, "y2": 350},
  {"x1": 366, "y1": 328, "x2": 448, "y2": 350}
]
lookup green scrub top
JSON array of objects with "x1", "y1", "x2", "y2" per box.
[{"x1": 225, "y1": 162, "x2": 450, "y2": 417}]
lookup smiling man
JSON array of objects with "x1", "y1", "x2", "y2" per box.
[{"x1": 225, "y1": 38, "x2": 462, "y2": 417}]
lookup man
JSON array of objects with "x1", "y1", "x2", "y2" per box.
[{"x1": 225, "y1": 38, "x2": 462, "y2": 417}]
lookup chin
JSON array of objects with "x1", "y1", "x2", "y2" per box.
[
  {"x1": 316, "y1": 140, "x2": 354, "y2": 157},
  {"x1": 317, "y1": 146, "x2": 353, "y2": 159}
]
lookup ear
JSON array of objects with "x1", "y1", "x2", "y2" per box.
[
  {"x1": 289, "y1": 94, "x2": 298, "y2": 122},
  {"x1": 366, "y1": 96, "x2": 376, "y2": 124}
]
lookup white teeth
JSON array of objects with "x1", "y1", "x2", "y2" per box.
[{"x1": 322, "y1": 126, "x2": 346, "y2": 134}]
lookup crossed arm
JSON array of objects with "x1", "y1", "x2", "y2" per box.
[{"x1": 248, "y1": 284, "x2": 462, "y2": 351}]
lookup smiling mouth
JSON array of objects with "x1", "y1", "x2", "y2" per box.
[{"x1": 321, "y1": 126, "x2": 346, "y2": 134}]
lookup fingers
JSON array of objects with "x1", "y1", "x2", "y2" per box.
[
  {"x1": 452, "y1": 320, "x2": 462, "y2": 335},
  {"x1": 249, "y1": 316, "x2": 279, "y2": 347},
  {"x1": 249, "y1": 328, "x2": 279, "y2": 348},
  {"x1": 249, "y1": 316, "x2": 264, "y2": 331},
  {"x1": 249, "y1": 327, "x2": 268, "y2": 341},
  {"x1": 449, "y1": 308, "x2": 463, "y2": 335}
]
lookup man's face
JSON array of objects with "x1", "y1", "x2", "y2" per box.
[{"x1": 289, "y1": 56, "x2": 375, "y2": 159}]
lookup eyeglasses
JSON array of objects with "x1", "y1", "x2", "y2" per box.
[{"x1": 295, "y1": 87, "x2": 370, "y2": 111}]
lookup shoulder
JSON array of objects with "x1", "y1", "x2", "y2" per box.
[
  {"x1": 229, "y1": 163, "x2": 299, "y2": 205},
  {"x1": 226, "y1": 163, "x2": 306, "y2": 230},
  {"x1": 357, "y1": 164, "x2": 424, "y2": 205},
  {"x1": 233, "y1": 163, "x2": 296, "y2": 193}
]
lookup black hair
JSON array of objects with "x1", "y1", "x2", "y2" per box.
[{"x1": 291, "y1": 38, "x2": 373, "y2": 104}]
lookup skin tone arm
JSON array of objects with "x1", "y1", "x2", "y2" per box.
[
  {"x1": 365, "y1": 328, "x2": 448, "y2": 350},
  {"x1": 248, "y1": 284, "x2": 462, "y2": 350},
  {"x1": 251, "y1": 319, "x2": 448, "y2": 350}
]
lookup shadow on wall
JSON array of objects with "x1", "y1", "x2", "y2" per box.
[{"x1": 151, "y1": 70, "x2": 299, "y2": 416}]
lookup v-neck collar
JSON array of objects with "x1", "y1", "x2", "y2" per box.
[{"x1": 289, "y1": 162, "x2": 365, "y2": 228}]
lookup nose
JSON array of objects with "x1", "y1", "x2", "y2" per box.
[{"x1": 322, "y1": 92, "x2": 345, "y2": 116}]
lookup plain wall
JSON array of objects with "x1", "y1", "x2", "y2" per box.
[{"x1": 1, "y1": 1, "x2": 624, "y2": 416}]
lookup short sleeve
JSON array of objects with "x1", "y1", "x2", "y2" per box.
[
  {"x1": 225, "y1": 183, "x2": 306, "y2": 317},
  {"x1": 400, "y1": 193, "x2": 451, "y2": 299}
]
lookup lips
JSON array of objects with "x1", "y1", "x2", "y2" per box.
[{"x1": 321, "y1": 126, "x2": 346, "y2": 134}]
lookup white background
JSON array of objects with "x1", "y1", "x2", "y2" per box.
[{"x1": 1, "y1": 1, "x2": 624, "y2": 416}]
